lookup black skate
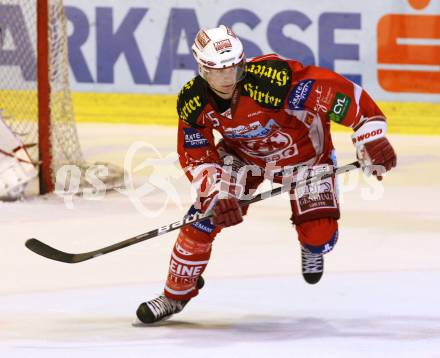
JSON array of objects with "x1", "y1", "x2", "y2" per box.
[
  {"x1": 135, "y1": 276, "x2": 204, "y2": 324},
  {"x1": 301, "y1": 246, "x2": 324, "y2": 284}
]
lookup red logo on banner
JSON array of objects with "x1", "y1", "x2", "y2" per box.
[{"x1": 377, "y1": 0, "x2": 440, "y2": 93}]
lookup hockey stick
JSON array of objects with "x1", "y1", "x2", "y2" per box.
[{"x1": 25, "y1": 161, "x2": 360, "y2": 264}]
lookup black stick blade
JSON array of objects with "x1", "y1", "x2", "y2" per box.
[{"x1": 25, "y1": 239, "x2": 80, "y2": 263}]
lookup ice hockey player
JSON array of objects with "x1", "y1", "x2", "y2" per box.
[{"x1": 135, "y1": 25, "x2": 396, "y2": 324}]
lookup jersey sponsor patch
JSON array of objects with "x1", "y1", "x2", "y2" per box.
[
  {"x1": 177, "y1": 76, "x2": 207, "y2": 127},
  {"x1": 224, "y1": 119, "x2": 276, "y2": 139},
  {"x1": 242, "y1": 59, "x2": 292, "y2": 109},
  {"x1": 296, "y1": 177, "x2": 337, "y2": 214},
  {"x1": 328, "y1": 92, "x2": 351, "y2": 123},
  {"x1": 288, "y1": 79, "x2": 315, "y2": 110},
  {"x1": 183, "y1": 128, "x2": 209, "y2": 148}
]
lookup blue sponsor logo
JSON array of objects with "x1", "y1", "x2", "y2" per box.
[
  {"x1": 187, "y1": 206, "x2": 216, "y2": 233},
  {"x1": 192, "y1": 221, "x2": 216, "y2": 234},
  {"x1": 288, "y1": 79, "x2": 315, "y2": 110},
  {"x1": 184, "y1": 128, "x2": 209, "y2": 148}
]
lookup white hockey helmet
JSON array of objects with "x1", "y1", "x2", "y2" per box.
[{"x1": 192, "y1": 25, "x2": 245, "y2": 81}]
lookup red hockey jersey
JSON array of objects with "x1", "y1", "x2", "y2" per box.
[{"x1": 176, "y1": 54, "x2": 385, "y2": 192}]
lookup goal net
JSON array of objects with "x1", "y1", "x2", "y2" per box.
[{"x1": 0, "y1": 0, "x2": 123, "y2": 195}]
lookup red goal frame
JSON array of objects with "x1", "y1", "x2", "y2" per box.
[{"x1": 37, "y1": 0, "x2": 53, "y2": 193}]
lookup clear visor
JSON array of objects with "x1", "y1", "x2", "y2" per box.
[{"x1": 199, "y1": 61, "x2": 246, "y2": 85}]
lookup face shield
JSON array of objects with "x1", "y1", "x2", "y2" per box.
[{"x1": 198, "y1": 61, "x2": 246, "y2": 87}]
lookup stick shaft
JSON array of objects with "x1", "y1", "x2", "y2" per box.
[{"x1": 25, "y1": 161, "x2": 360, "y2": 263}]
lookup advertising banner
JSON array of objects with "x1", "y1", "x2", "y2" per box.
[
  {"x1": 64, "y1": 0, "x2": 440, "y2": 102},
  {"x1": 0, "y1": 0, "x2": 439, "y2": 100},
  {"x1": 0, "y1": 0, "x2": 439, "y2": 131}
]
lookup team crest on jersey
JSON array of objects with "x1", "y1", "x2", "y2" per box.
[
  {"x1": 242, "y1": 60, "x2": 292, "y2": 109},
  {"x1": 229, "y1": 119, "x2": 299, "y2": 162},
  {"x1": 183, "y1": 127, "x2": 209, "y2": 148}
]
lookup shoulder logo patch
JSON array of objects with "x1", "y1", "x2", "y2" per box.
[
  {"x1": 288, "y1": 79, "x2": 315, "y2": 110},
  {"x1": 177, "y1": 77, "x2": 207, "y2": 127},
  {"x1": 241, "y1": 60, "x2": 292, "y2": 109}
]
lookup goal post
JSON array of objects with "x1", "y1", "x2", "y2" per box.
[
  {"x1": 37, "y1": 0, "x2": 53, "y2": 193},
  {"x1": 0, "y1": 0, "x2": 123, "y2": 195}
]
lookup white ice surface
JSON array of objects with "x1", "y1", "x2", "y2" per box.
[{"x1": 1, "y1": 124, "x2": 439, "y2": 357}]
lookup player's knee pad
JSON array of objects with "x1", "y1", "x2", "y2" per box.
[{"x1": 296, "y1": 218, "x2": 339, "y2": 254}]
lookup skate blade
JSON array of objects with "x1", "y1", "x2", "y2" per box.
[{"x1": 131, "y1": 315, "x2": 173, "y2": 327}]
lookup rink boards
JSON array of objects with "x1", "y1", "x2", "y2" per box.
[{"x1": 1, "y1": 0, "x2": 439, "y2": 134}]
